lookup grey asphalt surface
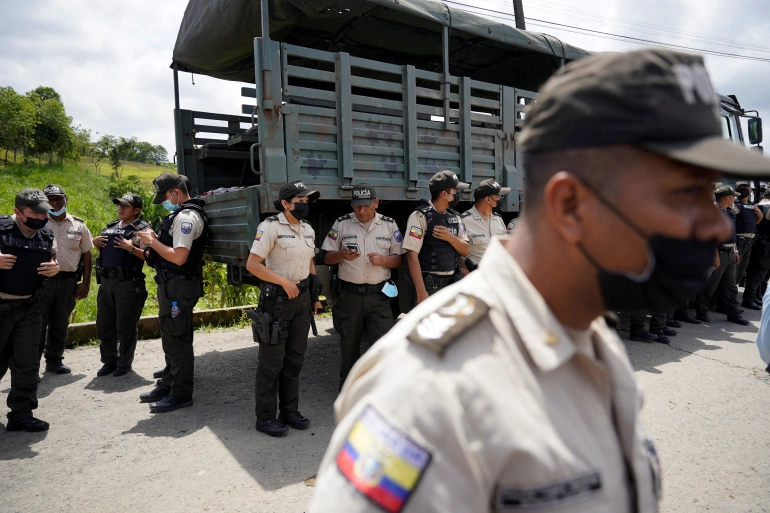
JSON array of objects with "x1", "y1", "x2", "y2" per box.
[{"x1": 1, "y1": 309, "x2": 768, "y2": 513}]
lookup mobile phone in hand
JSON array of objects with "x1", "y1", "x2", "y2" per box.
[{"x1": 346, "y1": 243, "x2": 360, "y2": 253}]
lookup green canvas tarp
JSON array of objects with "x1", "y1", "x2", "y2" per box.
[{"x1": 172, "y1": 0, "x2": 591, "y2": 91}]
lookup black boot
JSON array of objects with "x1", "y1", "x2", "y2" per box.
[
  {"x1": 279, "y1": 411, "x2": 310, "y2": 430},
  {"x1": 150, "y1": 395, "x2": 193, "y2": 413},
  {"x1": 97, "y1": 362, "x2": 117, "y2": 377},
  {"x1": 139, "y1": 385, "x2": 170, "y2": 403},
  {"x1": 630, "y1": 330, "x2": 658, "y2": 342},
  {"x1": 256, "y1": 418, "x2": 289, "y2": 437}
]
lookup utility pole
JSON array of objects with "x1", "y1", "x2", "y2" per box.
[{"x1": 513, "y1": 0, "x2": 526, "y2": 30}]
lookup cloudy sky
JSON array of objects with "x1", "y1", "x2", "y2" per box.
[{"x1": 1, "y1": 0, "x2": 768, "y2": 161}]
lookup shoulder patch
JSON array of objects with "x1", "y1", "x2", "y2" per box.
[
  {"x1": 407, "y1": 294, "x2": 490, "y2": 356},
  {"x1": 415, "y1": 204, "x2": 432, "y2": 214},
  {"x1": 336, "y1": 405, "x2": 432, "y2": 513},
  {"x1": 337, "y1": 213, "x2": 354, "y2": 222},
  {"x1": 327, "y1": 227, "x2": 339, "y2": 241},
  {"x1": 380, "y1": 215, "x2": 395, "y2": 223},
  {"x1": 264, "y1": 215, "x2": 279, "y2": 222},
  {"x1": 180, "y1": 221, "x2": 193, "y2": 234},
  {"x1": 393, "y1": 230, "x2": 403, "y2": 243},
  {"x1": 72, "y1": 215, "x2": 85, "y2": 222},
  {"x1": 459, "y1": 210, "x2": 471, "y2": 218}
]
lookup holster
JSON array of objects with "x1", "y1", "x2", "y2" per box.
[
  {"x1": 247, "y1": 309, "x2": 273, "y2": 344},
  {"x1": 330, "y1": 265, "x2": 341, "y2": 300},
  {"x1": 465, "y1": 257, "x2": 479, "y2": 273},
  {"x1": 310, "y1": 273, "x2": 322, "y2": 304},
  {"x1": 95, "y1": 257, "x2": 103, "y2": 285}
]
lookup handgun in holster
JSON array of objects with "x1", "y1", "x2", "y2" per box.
[{"x1": 95, "y1": 256, "x2": 103, "y2": 285}]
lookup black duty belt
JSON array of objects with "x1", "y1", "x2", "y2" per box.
[
  {"x1": 274, "y1": 276, "x2": 311, "y2": 297},
  {"x1": 101, "y1": 268, "x2": 143, "y2": 281},
  {"x1": 0, "y1": 295, "x2": 39, "y2": 308},
  {"x1": 422, "y1": 272, "x2": 454, "y2": 285},
  {"x1": 719, "y1": 244, "x2": 736, "y2": 252},
  {"x1": 155, "y1": 269, "x2": 195, "y2": 284},
  {"x1": 340, "y1": 280, "x2": 386, "y2": 295},
  {"x1": 54, "y1": 271, "x2": 79, "y2": 280}
]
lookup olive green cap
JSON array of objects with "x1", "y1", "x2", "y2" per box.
[{"x1": 715, "y1": 186, "x2": 736, "y2": 198}]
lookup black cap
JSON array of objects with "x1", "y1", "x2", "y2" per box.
[
  {"x1": 519, "y1": 49, "x2": 770, "y2": 176},
  {"x1": 152, "y1": 172, "x2": 185, "y2": 204},
  {"x1": 15, "y1": 188, "x2": 52, "y2": 214},
  {"x1": 278, "y1": 180, "x2": 320, "y2": 202},
  {"x1": 351, "y1": 184, "x2": 376, "y2": 206},
  {"x1": 715, "y1": 186, "x2": 736, "y2": 199},
  {"x1": 113, "y1": 193, "x2": 143, "y2": 209},
  {"x1": 429, "y1": 170, "x2": 470, "y2": 193},
  {"x1": 474, "y1": 178, "x2": 511, "y2": 200},
  {"x1": 43, "y1": 184, "x2": 66, "y2": 197}
]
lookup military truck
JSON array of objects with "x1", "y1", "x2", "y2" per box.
[{"x1": 169, "y1": 0, "x2": 763, "y2": 301}]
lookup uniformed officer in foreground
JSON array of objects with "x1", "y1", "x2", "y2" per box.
[
  {"x1": 136, "y1": 173, "x2": 208, "y2": 413},
  {"x1": 321, "y1": 184, "x2": 404, "y2": 389},
  {"x1": 246, "y1": 181, "x2": 324, "y2": 437},
  {"x1": 92, "y1": 193, "x2": 151, "y2": 377},
  {"x1": 310, "y1": 49, "x2": 770, "y2": 513},
  {"x1": 733, "y1": 180, "x2": 762, "y2": 286},
  {"x1": 39, "y1": 184, "x2": 93, "y2": 374},
  {"x1": 459, "y1": 178, "x2": 509, "y2": 273},
  {"x1": 0, "y1": 189, "x2": 59, "y2": 432},
  {"x1": 402, "y1": 170, "x2": 470, "y2": 305}
]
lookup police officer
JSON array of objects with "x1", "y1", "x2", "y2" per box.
[
  {"x1": 460, "y1": 178, "x2": 509, "y2": 273},
  {"x1": 310, "y1": 49, "x2": 770, "y2": 513},
  {"x1": 246, "y1": 181, "x2": 324, "y2": 437},
  {"x1": 39, "y1": 184, "x2": 93, "y2": 374},
  {"x1": 403, "y1": 170, "x2": 470, "y2": 305},
  {"x1": 92, "y1": 193, "x2": 151, "y2": 377},
  {"x1": 694, "y1": 186, "x2": 749, "y2": 325},
  {"x1": 733, "y1": 180, "x2": 762, "y2": 285},
  {"x1": 0, "y1": 189, "x2": 59, "y2": 431},
  {"x1": 321, "y1": 184, "x2": 404, "y2": 389},
  {"x1": 742, "y1": 188, "x2": 770, "y2": 309},
  {"x1": 135, "y1": 173, "x2": 208, "y2": 413}
]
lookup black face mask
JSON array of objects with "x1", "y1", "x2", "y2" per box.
[
  {"x1": 290, "y1": 202, "x2": 309, "y2": 220},
  {"x1": 20, "y1": 214, "x2": 48, "y2": 230},
  {"x1": 447, "y1": 192, "x2": 460, "y2": 209},
  {"x1": 488, "y1": 197, "x2": 503, "y2": 214},
  {"x1": 576, "y1": 180, "x2": 716, "y2": 314},
  {"x1": 739, "y1": 189, "x2": 750, "y2": 199}
]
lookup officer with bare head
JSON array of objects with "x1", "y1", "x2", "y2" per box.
[{"x1": 309, "y1": 49, "x2": 770, "y2": 513}]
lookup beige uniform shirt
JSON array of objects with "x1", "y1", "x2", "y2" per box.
[
  {"x1": 506, "y1": 218, "x2": 518, "y2": 234},
  {"x1": 45, "y1": 213, "x2": 92, "y2": 272},
  {"x1": 310, "y1": 238, "x2": 660, "y2": 513},
  {"x1": 250, "y1": 212, "x2": 315, "y2": 281},
  {"x1": 402, "y1": 202, "x2": 469, "y2": 275},
  {"x1": 167, "y1": 209, "x2": 205, "y2": 249},
  {"x1": 460, "y1": 205, "x2": 507, "y2": 266},
  {"x1": 321, "y1": 212, "x2": 404, "y2": 284}
]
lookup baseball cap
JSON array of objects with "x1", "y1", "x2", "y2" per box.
[
  {"x1": 519, "y1": 48, "x2": 770, "y2": 176},
  {"x1": 715, "y1": 186, "x2": 736, "y2": 199},
  {"x1": 735, "y1": 180, "x2": 751, "y2": 187},
  {"x1": 15, "y1": 188, "x2": 52, "y2": 214},
  {"x1": 43, "y1": 184, "x2": 66, "y2": 197},
  {"x1": 113, "y1": 193, "x2": 143, "y2": 209},
  {"x1": 351, "y1": 184, "x2": 376, "y2": 206},
  {"x1": 278, "y1": 181, "x2": 320, "y2": 202},
  {"x1": 152, "y1": 172, "x2": 186, "y2": 204},
  {"x1": 429, "y1": 170, "x2": 470, "y2": 193},
  {"x1": 474, "y1": 178, "x2": 511, "y2": 200}
]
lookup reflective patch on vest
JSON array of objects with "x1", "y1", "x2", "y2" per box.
[
  {"x1": 327, "y1": 227, "x2": 339, "y2": 241},
  {"x1": 497, "y1": 472, "x2": 602, "y2": 510},
  {"x1": 180, "y1": 222, "x2": 193, "y2": 235},
  {"x1": 447, "y1": 217, "x2": 458, "y2": 224},
  {"x1": 409, "y1": 226, "x2": 423, "y2": 239},
  {"x1": 393, "y1": 230, "x2": 403, "y2": 243},
  {"x1": 336, "y1": 406, "x2": 432, "y2": 513},
  {"x1": 255, "y1": 230, "x2": 263, "y2": 241},
  {"x1": 407, "y1": 294, "x2": 489, "y2": 355}
]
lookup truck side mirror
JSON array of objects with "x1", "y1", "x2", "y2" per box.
[{"x1": 748, "y1": 118, "x2": 763, "y2": 145}]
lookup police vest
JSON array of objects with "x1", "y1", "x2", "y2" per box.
[
  {"x1": 0, "y1": 216, "x2": 54, "y2": 296},
  {"x1": 416, "y1": 204, "x2": 460, "y2": 273},
  {"x1": 757, "y1": 204, "x2": 770, "y2": 239},
  {"x1": 723, "y1": 208, "x2": 737, "y2": 244},
  {"x1": 154, "y1": 199, "x2": 209, "y2": 276},
  {"x1": 734, "y1": 201, "x2": 757, "y2": 234},
  {"x1": 99, "y1": 219, "x2": 150, "y2": 270}
]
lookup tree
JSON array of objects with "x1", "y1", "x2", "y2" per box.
[
  {"x1": 29, "y1": 95, "x2": 74, "y2": 164},
  {"x1": 31, "y1": 86, "x2": 62, "y2": 104},
  {"x1": 0, "y1": 86, "x2": 37, "y2": 164}
]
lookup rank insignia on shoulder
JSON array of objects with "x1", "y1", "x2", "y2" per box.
[
  {"x1": 180, "y1": 221, "x2": 193, "y2": 234},
  {"x1": 408, "y1": 294, "x2": 490, "y2": 355},
  {"x1": 336, "y1": 406, "x2": 432, "y2": 513}
]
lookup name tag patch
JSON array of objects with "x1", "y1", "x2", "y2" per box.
[
  {"x1": 277, "y1": 234, "x2": 295, "y2": 238},
  {"x1": 393, "y1": 230, "x2": 403, "y2": 243},
  {"x1": 180, "y1": 222, "x2": 193, "y2": 235},
  {"x1": 497, "y1": 472, "x2": 602, "y2": 510},
  {"x1": 336, "y1": 406, "x2": 431, "y2": 513},
  {"x1": 409, "y1": 226, "x2": 423, "y2": 239},
  {"x1": 327, "y1": 228, "x2": 339, "y2": 241}
]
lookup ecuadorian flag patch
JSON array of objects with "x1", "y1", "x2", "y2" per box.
[
  {"x1": 327, "y1": 227, "x2": 339, "y2": 241},
  {"x1": 409, "y1": 226, "x2": 423, "y2": 239},
  {"x1": 336, "y1": 406, "x2": 431, "y2": 513},
  {"x1": 255, "y1": 230, "x2": 263, "y2": 241}
]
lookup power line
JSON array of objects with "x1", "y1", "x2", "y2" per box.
[{"x1": 444, "y1": 0, "x2": 770, "y2": 63}]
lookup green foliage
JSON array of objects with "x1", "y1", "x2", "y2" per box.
[
  {"x1": 0, "y1": 87, "x2": 38, "y2": 162},
  {"x1": 31, "y1": 86, "x2": 62, "y2": 103},
  {"x1": 199, "y1": 262, "x2": 259, "y2": 310},
  {"x1": 26, "y1": 89, "x2": 76, "y2": 164}
]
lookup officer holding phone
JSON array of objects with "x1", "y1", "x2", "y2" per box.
[{"x1": 322, "y1": 184, "x2": 404, "y2": 389}]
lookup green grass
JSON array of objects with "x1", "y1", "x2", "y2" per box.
[
  {"x1": 100, "y1": 160, "x2": 172, "y2": 185},
  {"x1": 1, "y1": 160, "x2": 259, "y2": 323}
]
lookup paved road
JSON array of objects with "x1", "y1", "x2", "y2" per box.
[{"x1": 1, "y1": 310, "x2": 768, "y2": 513}]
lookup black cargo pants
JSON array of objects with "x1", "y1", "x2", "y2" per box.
[
  {"x1": 39, "y1": 274, "x2": 78, "y2": 365},
  {"x1": 157, "y1": 277, "x2": 202, "y2": 399},
  {"x1": 97, "y1": 275, "x2": 148, "y2": 370},
  {"x1": 254, "y1": 287, "x2": 311, "y2": 421},
  {"x1": 0, "y1": 299, "x2": 43, "y2": 422},
  {"x1": 696, "y1": 248, "x2": 740, "y2": 317},
  {"x1": 744, "y1": 238, "x2": 770, "y2": 304},
  {"x1": 332, "y1": 286, "x2": 395, "y2": 388},
  {"x1": 736, "y1": 236, "x2": 756, "y2": 285}
]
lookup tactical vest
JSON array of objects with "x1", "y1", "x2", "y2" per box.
[
  {"x1": 416, "y1": 204, "x2": 460, "y2": 272},
  {"x1": 99, "y1": 219, "x2": 150, "y2": 270},
  {"x1": 757, "y1": 204, "x2": 770, "y2": 239},
  {"x1": 153, "y1": 199, "x2": 209, "y2": 276},
  {"x1": 723, "y1": 208, "x2": 737, "y2": 244},
  {"x1": 0, "y1": 216, "x2": 54, "y2": 296},
  {"x1": 734, "y1": 201, "x2": 757, "y2": 234}
]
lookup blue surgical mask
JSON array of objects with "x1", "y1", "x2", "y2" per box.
[
  {"x1": 381, "y1": 281, "x2": 399, "y2": 298},
  {"x1": 162, "y1": 200, "x2": 179, "y2": 212},
  {"x1": 49, "y1": 206, "x2": 67, "y2": 216}
]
